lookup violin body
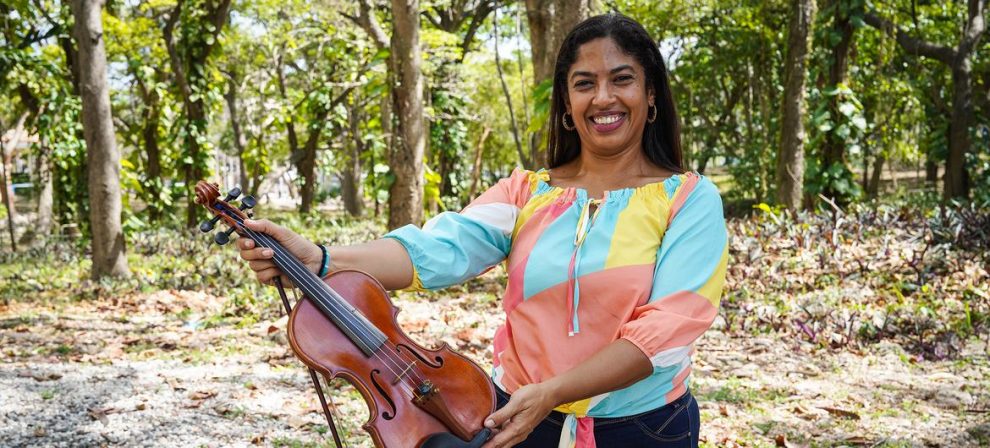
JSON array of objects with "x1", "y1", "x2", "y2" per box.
[{"x1": 287, "y1": 269, "x2": 496, "y2": 448}]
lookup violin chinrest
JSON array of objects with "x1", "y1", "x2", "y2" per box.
[{"x1": 420, "y1": 428, "x2": 492, "y2": 448}]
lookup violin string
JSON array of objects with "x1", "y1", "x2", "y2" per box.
[
  {"x1": 220, "y1": 205, "x2": 428, "y2": 392},
  {"x1": 217, "y1": 204, "x2": 433, "y2": 390},
  {"x1": 241, "y1": 228, "x2": 426, "y2": 399},
  {"x1": 239, "y1": 228, "x2": 410, "y2": 380}
]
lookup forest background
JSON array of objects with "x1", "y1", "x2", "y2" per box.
[{"x1": 1, "y1": 0, "x2": 989, "y2": 446}]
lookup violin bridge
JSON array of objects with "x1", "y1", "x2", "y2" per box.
[{"x1": 391, "y1": 361, "x2": 418, "y2": 385}]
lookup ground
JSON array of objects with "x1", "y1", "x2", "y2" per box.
[{"x1": 1, "y1": 284, "x2": 987, "y2": 448}]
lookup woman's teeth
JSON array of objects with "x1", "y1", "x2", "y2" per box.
[{"x1": 592, "y1": 114, "x2": 623, "y2": 124}]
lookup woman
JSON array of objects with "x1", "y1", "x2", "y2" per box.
[{"x1": 238, "y1": 13, "x2": 726, "y2": 448}]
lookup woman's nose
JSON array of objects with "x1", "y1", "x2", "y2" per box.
[{"x1": 592, "y1": 84, "x2": 615, "y2": 106}]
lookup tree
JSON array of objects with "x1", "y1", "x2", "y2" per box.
[
  {"x1": 388, "y1": 0, "x2": 426, "y2": 228},
  {"x1": 865, "y1": 0, "x2": 987, "y2": 199},
  {"x1": 523, "y1": 0, "x2": 595, "y2": 168},
  {"x1": 777, "y1": 0, "x2": 816, "y2": 210},
  {"x1": 162, "y1": 0, "x2": 233, "y2": 227},
  {"x1": 70, "y1": 0, "x2": 128, "y2": 278},
  {"x1": 816, "y1": 0, "x2": 864, "y2": 203}
]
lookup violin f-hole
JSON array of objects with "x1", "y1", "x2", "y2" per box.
[
  {"x1": 369, "y1": 369, "x2": 397, "y2": 420},
  {"x1": 396, "y1": 343, "x2": 444, "y2": 369}
]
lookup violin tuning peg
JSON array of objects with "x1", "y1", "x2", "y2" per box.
[
  {"x1": 239, "y1": 195, "x2": 257, "y2": 210},
  {"x1": 214, "y1": 227, "x2": 236, "y2": 245},
  {"x1": 223, "y1": 187, "x2": 242, "y2": 202},
  {"x1": 199, "y1": 215, "x2": 221, "y2": 233}
]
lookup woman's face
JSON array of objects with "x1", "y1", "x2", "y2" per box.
[{"x1": 566, "y1": 37, "x2": 653, "y2": 158}]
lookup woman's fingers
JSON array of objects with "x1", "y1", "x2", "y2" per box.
[
  {"x1": 238, "y1": 238, "x2": 255, "y2": 250},
  {"x1": 245, "y1": 219, "x2": 288, "y2": 241},
  {"x1": 248, "y1": 259, "x2": 276, "y2": 272},
  {"x1": 240, "y1": 246, "x2": 274, "y2": 261},
  {"x1": 256, "y1": 267, "x2": 283, "y2": 285}
]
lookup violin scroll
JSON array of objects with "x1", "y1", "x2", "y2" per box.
[{"x1": 194, "y1": 181, "x2": 256, "y2": 245}]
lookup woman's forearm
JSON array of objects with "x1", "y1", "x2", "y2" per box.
[
  {"x1": 328, "y1": 238, "x2": 415, "y2": 291},
  {"x1": 543, "y1": 338, "x2": 653, "y2": 407}
]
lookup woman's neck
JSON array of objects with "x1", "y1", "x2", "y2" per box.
[{"x1": 551, "y1": 144, "x2": 669, "y2": 193}]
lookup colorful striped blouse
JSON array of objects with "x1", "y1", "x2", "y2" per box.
[{"x1": 385, "y1": 168, "x2": 728, "y2": 447}]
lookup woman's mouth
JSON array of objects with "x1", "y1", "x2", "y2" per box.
[{"x1": 589, "y1": 113, "x2": 626, "y2": 133}]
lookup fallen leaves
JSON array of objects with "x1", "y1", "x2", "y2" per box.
[
  {"x1": 818, "y1": 406, "x2": 861, "y2": 420},
  {"x1": 182, "y1": 389, "x2": 219, "y2": 408},
  {"x1": 774, "y1": 434, "x2": 809, "y2": 448},
  {"x1": 87, "y1": 407, "x2": 120, "y2": 425},
  {"x1": 17, "y1": 370, "x2": 62, "y2": 382}
]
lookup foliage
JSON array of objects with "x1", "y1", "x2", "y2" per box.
[
  {"x1": 806, "y1": 83, "x2": 866, "y2": 202},
  {"x1": 0, "y1": 209, "x2": 388, "y2": 316},
  {"x1": 727, "y1": 196, "x2": 989, "y2": 360}
]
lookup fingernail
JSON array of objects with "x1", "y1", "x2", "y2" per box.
[
  {"x1": 484, "y1": 418, "x2": 494, "y2": 428},
  {"x1": 263, "y1": 249, "x2": 273, "y2": 257}
]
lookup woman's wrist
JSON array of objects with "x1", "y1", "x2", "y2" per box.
[
  {"x1": 305, "y1": 241, "x2": 323, "y2": 274},
  {"x1": 317, "y1": 244, "x2": 331, "y2": 277},
  {"x1": 539, "y1": 377, "x2": 567, "y2": 408}
]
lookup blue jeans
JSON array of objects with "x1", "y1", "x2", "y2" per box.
[{"x1": 494, "y1": 387, "x2": 700, "y2": 447}]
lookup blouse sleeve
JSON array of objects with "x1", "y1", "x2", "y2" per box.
[
  {"x1": 383, "y1": 169, "x2": 533, "y2": 291},
  {"x1": 619, "y1": 175, "x2": 729, "y2": 368}
]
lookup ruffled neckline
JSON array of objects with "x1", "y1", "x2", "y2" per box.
[{"x1": 530, "y1": 168, "x2": 694, "y2": 203}]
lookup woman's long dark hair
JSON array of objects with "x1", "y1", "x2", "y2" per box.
[{"x1": 546, "y1": 13, "x2": 683, "y2": 172}]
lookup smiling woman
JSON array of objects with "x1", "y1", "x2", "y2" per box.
[{"x1": 237, "y1": 12, "x2": 726, "y2": 448}]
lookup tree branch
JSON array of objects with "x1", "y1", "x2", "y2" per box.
[
  {"x1": 345, "y1": 0, "x2": 389, "y2": 50},
  {"x1": 864, "y1": 11, "x2": 956, "y2": 65},
  {"x1": 959, "y1": 0, "x2": 987, "y2": 56}
]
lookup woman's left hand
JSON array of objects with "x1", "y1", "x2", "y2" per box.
[{"x1": 481, "y1": 383, "x2": 558, "y2": 448}]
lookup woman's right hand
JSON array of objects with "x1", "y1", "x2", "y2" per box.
[{"x1": 236, "y1": 219, "x2": 323, "y2": 285}]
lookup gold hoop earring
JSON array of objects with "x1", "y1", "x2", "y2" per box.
[
  {"x1": 562, "y1": 113, "x2": 576, "y2": 131},
  {"x1": 647, "y1": 104, "x2": 658, "y2": 123}
]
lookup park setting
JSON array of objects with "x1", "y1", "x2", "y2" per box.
[{"x1": 1, "y1": 0, "x2": 989, "y2": 446}]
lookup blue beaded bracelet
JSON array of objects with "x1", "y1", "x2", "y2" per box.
[{"x1": 317, "y1": 244, "x2": 330, "y2": 277}]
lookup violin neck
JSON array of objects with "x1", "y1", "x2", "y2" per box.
[{"x1": 249, "y1": 232, "x2": 387, "y2": 356}]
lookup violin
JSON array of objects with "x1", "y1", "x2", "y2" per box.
[{"x1": 194, "y1": 181, "x2": 495, "y2": 448}]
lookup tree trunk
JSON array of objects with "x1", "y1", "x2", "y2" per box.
[
  {"x1": 776, "y1": 0, "x2": 816, "y2": 210},
  {"x1": 1, "y1": 112, "x2": 28, "y2": 246},
  {"x1": 868, "y1": 153, "x2": 885, "y2": 198},
  {"x1": 343, "y1": 103, "x2": 365, "y2": 217},
  {"x1": 945, "y1": 62, "x2": 973, "y2": 198},
  {"x1": 71, "y1": 0, "x2": 128, "y2": 278},
  {"x1": 865, "y1": 0, "x2": 986, "y2": 199},
  {"x1": 821, "y1": 0, "x2": 857, "y2": 200},
  {"x1": 0, "y1": 115, "x2": 22, "y2": 252},
  {"x1": 468, "y1": 127, "x2": 491, "y2": 200},
  {"x1": 224, "y1": 74, "x2": 249, "y2": 191},
  {"x1": 925, "y1": 157, "x2": 939, "y2": 185},
  {"x1": 140, "y1": 82, "x2": 163, "y2": 221},
  {"x1": 494, "y1": 8, "x2": 527, "y2": 168},
  {"x1": 388, "y1": 0, "x2": 426, "y2": 229},
  {"x1": 524, "y1": 0, "x2": 594, "y2": 168},
  {"x1": 296, "y1": 111, "x2": 327, "y2": 214},
  {"x1": 163, "y1": 0, "x2": 233, "y2": 227},
  {"x1": 35, "y1": 150, "x2": 54, "y2": 238},
  {"x1": 19, "y1": 139, "x2": 54, "y2": 246}
]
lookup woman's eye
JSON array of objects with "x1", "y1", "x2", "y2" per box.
[
  {"x1": 615, "y1": 75, "x2": 634, "y2": 83},
  {"x1": 574, "y1": 80, "x2": 592, "y2": 88}
]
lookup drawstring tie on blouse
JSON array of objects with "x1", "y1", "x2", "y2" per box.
[{"x1": 567, "y1": 195, "x2": 603, "y2": 336}]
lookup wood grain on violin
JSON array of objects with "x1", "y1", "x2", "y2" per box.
[{"x1": 195, "y1": 181, "x2": 495, "y2": 448}]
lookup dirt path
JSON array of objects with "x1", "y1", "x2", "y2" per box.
[{"x1": 1, "y1": 289, "x2": 987, "y2": 447}]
